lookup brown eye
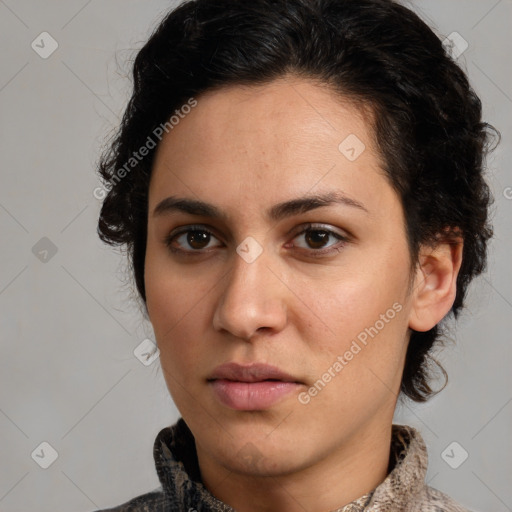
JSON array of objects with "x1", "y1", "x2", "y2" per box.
[
  {"x1": 164, "y1": 226, "x2": 222, "y2": 253},
  {"x1": 303, "y1": 230, "x2": 331, "y2": 249},
  {"x1": 290, "y1": 224, "x2": 349, "y2": 257},
  {"x1": 186, "y1": 230, "x2": 211, "y2": 250}
]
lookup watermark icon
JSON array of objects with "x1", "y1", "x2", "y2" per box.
[
  {"x1": 441, "y1": 441, "x2": 469, "y2": 469},
  {"x1": 32, "y1": 237, "x2": 58, "y2": 263},
  {"x1": 134, "y1": 338, "x2": 160, "y2": 366},
  {"x1": 31, "y1": 32, "x2": 59, "y2": 59},
  {"x1": 503, "y1": 187, "x2": 512, "y2": 200},
  {"x1": 236, "y1": 236, "x2": 264, "y2": 264},
  {"x1": 338, "y1": 134, "x2": 366, "y2": 162},
  {"x1": 236, "y1": 441, "x2": 267, "y2": 472},
  {"x1": 93, "y1": 98, "x2": 198, "y2": 201},
  {"x1": 298, "y1": 302, "x2": 403, "y2": 405},
  {"x1": 442, "y1": 32, "x2": 469, "y2": 60},
  {"x1": 31, "y1": 441, "x2": 59, "y2": 469}
]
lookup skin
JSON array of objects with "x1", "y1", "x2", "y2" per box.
[{"x1": 144, "y1": 75, "x2": 463, "y2": 512}]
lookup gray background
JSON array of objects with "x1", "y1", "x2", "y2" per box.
[{"x1": 0, "y1": 1, "x2": 510, "y2": 511}]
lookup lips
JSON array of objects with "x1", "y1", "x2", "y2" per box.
[
  {"x1": 208, "y1": 362, "x2": 303, "y2": 411},
  {"x1": 208, "y1": 362, "x2": 301, "y2": 384}
]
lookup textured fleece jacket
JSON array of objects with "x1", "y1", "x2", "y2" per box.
[{"x1": 95, "y1": 418, "x2": 472, "y2": 512}]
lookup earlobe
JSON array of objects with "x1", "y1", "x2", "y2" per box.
[{"x1": 408, "y1": 237, "x2": 463, "y2": 332}]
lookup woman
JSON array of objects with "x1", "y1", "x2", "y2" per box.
[{"x1": 95, "y1": 0, "x2": 498, "y2": 510}]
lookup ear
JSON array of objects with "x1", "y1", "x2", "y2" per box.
[{"x1": 408, "y1": 235, "x2": 464, "y2": 332}]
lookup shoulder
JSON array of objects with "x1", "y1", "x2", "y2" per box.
[
  {"x1": 92, "y1": 488, "x2": 173, "y2": 512},
  {"x1": 411, "y1": 485, "x2": 475, "y2": 512}
]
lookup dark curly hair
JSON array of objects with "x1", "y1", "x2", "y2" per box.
[{"x1": 96, "y1": 0, "x2": 498, "y2": 402}]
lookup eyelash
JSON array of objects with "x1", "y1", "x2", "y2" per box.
[{"x1": 163, "y1": 223, "x2": 350, "y2": 258}]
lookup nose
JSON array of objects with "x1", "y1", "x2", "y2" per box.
[{"x1": 212, "y1": 248, "x2": 288, "y2": 341}]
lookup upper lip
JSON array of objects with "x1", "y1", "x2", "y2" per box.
[{"x1": 208, "y1": 362, "x2": 301, "y2": 383}]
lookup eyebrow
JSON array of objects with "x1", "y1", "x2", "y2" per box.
[{"x1": 152, "y1": 191, "x2": 368, "y2": 222}]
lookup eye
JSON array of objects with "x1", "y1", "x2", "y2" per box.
[
  {"x1": 288, "y1": 224, "x2": 349, "y2": 256},
  {"x1": 164, "y1": 225, "x2": 222, "y2": 254},
  {"x1": 164, "y1": 223, "x2": 350, "y2": 257}
]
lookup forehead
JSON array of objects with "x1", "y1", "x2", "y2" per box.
[
  {"x1": 157, "y1": 77, "x2": 376, "y2": 153},
  {"x1": 149, "y1": 76, "x2": 392, "y2": 217}
]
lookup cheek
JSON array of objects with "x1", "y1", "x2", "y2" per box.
[
  {"x1": 291, "y1": 257, "x2": 411, "y2": 403},
  {"x1": 145, "y1": 268, "x2": 211, "y2": 408},
  {"x1": 300, "y1": 288, "x2": 408, "y2": 417},
  {"x1": 295, "y1": 267, "x2": 407, "y2": 353},
  {"x1": 145, "y1": 245, "x2": 213, "y2": 330},
  {"x1": 144, "y1": 253, "x2": 207, "y2": 374}
]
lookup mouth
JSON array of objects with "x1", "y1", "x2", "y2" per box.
[
  {"x1": 207, "y1": 362, "x2": 304, "y2": 410},
  {"x1": 207, "y1": 361, "x2": 302, "y2": 384}
]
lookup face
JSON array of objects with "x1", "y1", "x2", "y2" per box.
[{"x1": 145, "y1": 76, "x2": 416, "y2": 478}]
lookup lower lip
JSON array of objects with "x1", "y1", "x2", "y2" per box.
[{"x1": 209, "y1": 379, "x2": 301, "y2": 410}]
